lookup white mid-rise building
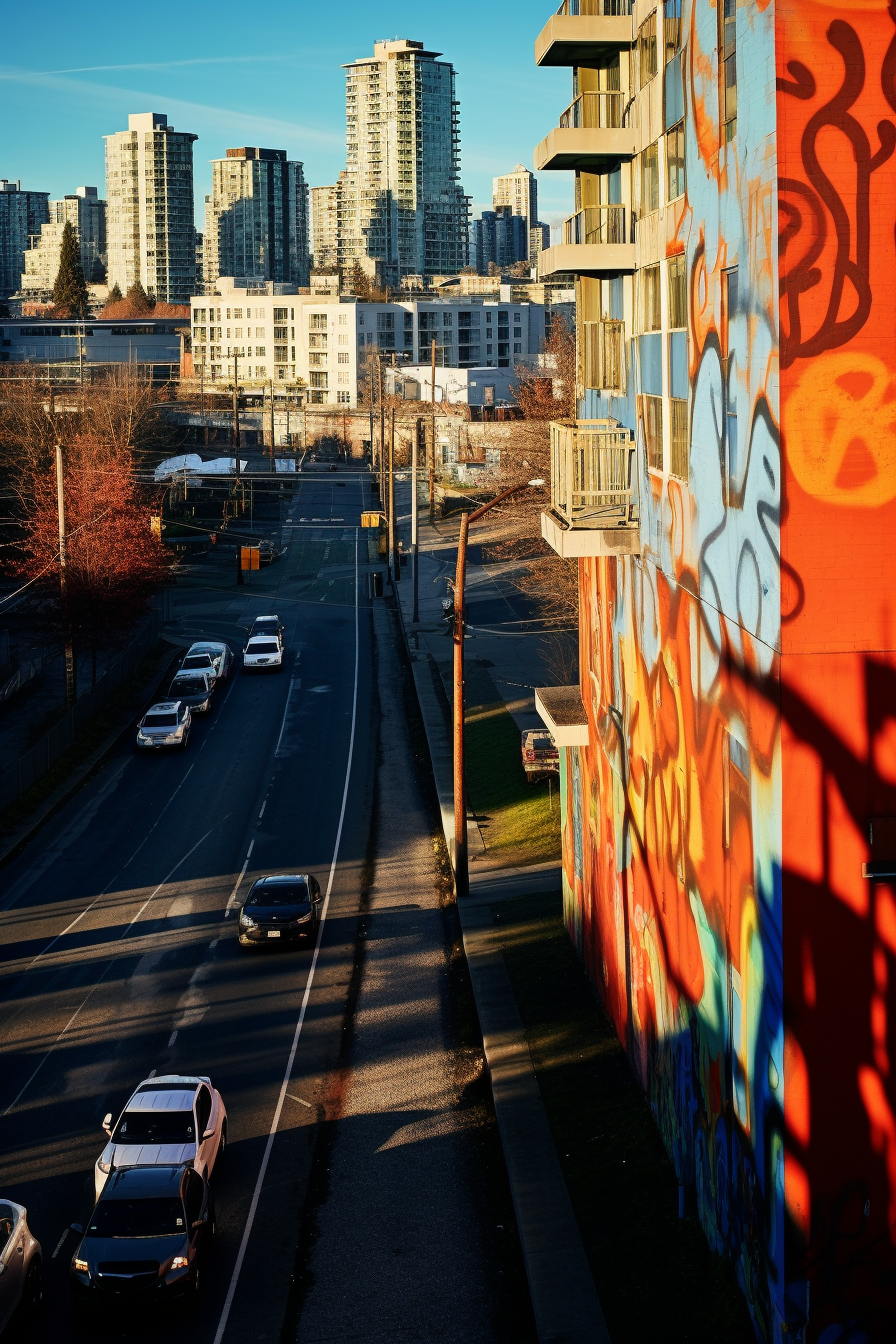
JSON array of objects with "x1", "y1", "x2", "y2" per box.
[
  {"x1": 492, "y1": 165, "x2": 538, "y2": 228},
  {"x1": 104, "y1": 112, "x2": 197, "y2": 303},
  {"x1": 340, "y1": 38, "x2": 469, "y2": 286},
  {"x1": 19, "y1": 187, "x2": 106, "y2": 298},
  {"x1": 190, "y1": 277, "x2": 572, "y2": 410},
  {"x1": 204, "y1": 148, "x2": 309, "y2": 293},
  {"x1": 311, "y1": 183, "x2": 340, "y2": 271}
]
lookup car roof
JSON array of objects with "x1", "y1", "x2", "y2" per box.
[
  {"x1": 101, "y1": 1165, "x2": 188, "y2": 1199},
  {"x1": 246, "y1": 635, "x2": 280, "y2": 645},
  {"x1": 171, "y1": 669, "x2": 207, "y2": 680},
  {"x1": 188, "y1": 641, "x2": 226, "y2": 651},
  {"x1": 126, "y1": 1086, "x2": 197, "y2": 1112},
  {"x1": 252, "y1": 874, "x2": 308, "y2": 885},
  {"x1": 252, "y1": 615, "x2": 279, "y2": 623},
  {"x1": 146, "y1": 701, "x2": 181, "y2": 713}
]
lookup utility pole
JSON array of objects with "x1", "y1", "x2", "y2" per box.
[
  {"x1": 411, "y1": 416, "x2": 420, "y2": 622},
  {"x1": 55, "y1": 444, "x2": 76, "y2": 708},
  {"x1": 232, "y1": 351, "x2": 241, "y2": 483},
  {"x1": 388, "y1": 408, "x2": 397, "y2": 583},
  {"x1": 430, "y1": 337, "x2": 437, "y2": 524},
  {"x1": 269, "y1": 378, "x2": 276, "y2": 473}
]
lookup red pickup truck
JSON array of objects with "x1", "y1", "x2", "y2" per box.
[{"x1": 521, "y1": 729, "x2": 559, "y2": 781}]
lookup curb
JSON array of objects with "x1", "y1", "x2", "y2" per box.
[
  {"x1": 0, "y1": 643, "x2": 183, "y2": 872},
  {"x1": 388, "y1": 574, "x2": 611, "y2": 1344}
]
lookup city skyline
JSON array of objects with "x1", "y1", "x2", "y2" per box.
[{"x1": 0, "y1": 1, "x2": 572, "y2": 232}]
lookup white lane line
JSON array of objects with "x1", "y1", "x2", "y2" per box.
[
  {"x1": 167, "y1": 1030, "x2": 178, "y2": 1048},
  {"x1": 273, "y1": 675, "x2": 302, "y2": 758},
  {"x1": 213, "y1": 528, "x2": 360, "y2": 1344},
  {"x1": 258, "y1": 800, "x2": 267, "y2": 820},
  {"x1": 1, "y1": 827, "x2": 215, "y2": 1118},
  {"x1": 286, "y1": 1093, "x2": 312, "y2": 1108},
  {"x1": 51, "y1": 1228, "x2": 70, "y2": 1259},
  {"x1": 225, "y1": 841, "x2": 255, "y2": 918}
]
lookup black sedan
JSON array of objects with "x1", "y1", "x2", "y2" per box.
[
  {"x1": 237, "y1": 874, "x2": 322, "y2": 948},
  {"x1": 166, "y1": 670, "x2": 215, "y2": 713},
  {"x1": 70, "y1": 1164, "x2": 214, "y2": 1311}
]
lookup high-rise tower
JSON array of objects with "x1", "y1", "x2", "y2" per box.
[
  {"x1": 340, "y1": 38, "x2": 469, "y2": 286},
  {"x1": 204, "y1": 148, "x2": 309, "y2": 292},
  {"x1": 104, "y1": 113, "x2": 197, "y2": 303}
]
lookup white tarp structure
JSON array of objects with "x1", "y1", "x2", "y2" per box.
[
  {"x1": 199, "y1": 457, "x2": 248, "y2": 475},
  {"x1": 275, "y1": 459, "x2": 297, "y2": 473},
  {"x1": 154, "y1": 454, "x2": 203, "y2": 482}
]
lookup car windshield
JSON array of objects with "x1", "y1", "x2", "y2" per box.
[
  {"x1": 170, "y1": 677, "x2": 206, "y2": 695},
  {"x1": 143, "y1": 713, "x2": 177, "y2": 729},
  {"x1": 253, "y1": 620, "x2": 278, "y2": 630},
  {"x1": 87, "y1": 1197, "x2": 186, "y2": 1239},
  {"x1": 113, "y1": 1109, "x2": 195, "y2": 1143},
  {"x1": 248, "y1": 641, "x2": 279, "y2": 654},
  {"x1": 182, "y1": 655, "x2": 213, "y2": 670},
  {"x1": 532, "y1": 736, "x2": 555, "y2": 750},
  {"x1": 247, "y1": 881, "x2": 309, "y2": 907}
]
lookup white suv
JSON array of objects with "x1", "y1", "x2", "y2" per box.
[
  {"x1": 136, "y1": 701, "x2": 192, "y2": 749},
  {"x1": 95, "y1": 1074, "x2": 228, "y2": 1201},
  {"x1": 243, "y1": 635, "x2": 283, "y2": 671}
]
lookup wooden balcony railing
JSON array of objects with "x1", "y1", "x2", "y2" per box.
[
  {"x1": 550, "y1": 419, "x2": 638, "y2": 528},
  {"x1": 558, "y1": 90, "x2": 626, "y2": 129},
  {"x1": 563, "y1": 205, "x2": 629, "y2": 246}
]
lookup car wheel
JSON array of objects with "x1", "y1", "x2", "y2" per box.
[{"x1": 24, "y1": 1258, "x2": 42, "y2": 1313}]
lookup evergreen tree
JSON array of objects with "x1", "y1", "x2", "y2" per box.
[
  {"x1": 52, "y1": 222, "x2": 89, "y2": 316},
  {"x1": 106, "y1": 282, "x2": 123, "y2": 305},
  {"x1": 125, "y1": 280, "x2": 153, "y2": 313}
]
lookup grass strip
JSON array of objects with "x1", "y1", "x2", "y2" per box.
[
  {"x1": 464, "y1": 697, "x2": 560, "y2": 866},
  {"x1": 499, "y1": 891, "x2": 756, "y2": 1344}
]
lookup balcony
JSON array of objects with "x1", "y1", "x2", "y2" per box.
[
  {"x1": 541, "y1": 418, "x2": 640, "y2": 557},
  {"x1": 535, "y1": 0, "x2": 634, "y2": 68},
  {"x1": 539, "y1": 206, "x2": 636, "y2": 278},
  {"x1": 534, "y1": 92, "x2": 636, "y2": 171}
]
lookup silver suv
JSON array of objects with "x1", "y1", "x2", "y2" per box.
[
  {"x1": 136, "y1": 701, "x2": 192, "y2": 750},
  {"x1": 0, "y1": 1199, "x2": 41, "y2": 1333}
]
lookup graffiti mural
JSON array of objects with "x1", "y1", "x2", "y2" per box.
[{"x1": 558, "y1": 0, "x2": 896, "y2": 1339}]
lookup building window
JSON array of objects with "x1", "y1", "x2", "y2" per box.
[
  {"x1": 338, "y1": 334, "x2": 349, "y2": 345},
  {"x1": 669, "y1": 399, "x2": 689, "y2": 481},
  {"x1": 668, "y1": 255, "x2": 686, "y2": 329},
  {"x1": 641, "y1": 143, "x2": 660, "y2": 215},
  {"x1": 666, "y1": 123, "x2": 686, "y2": 200},
  {"x1": 641, "y1": 264, "x2": 662, "y2": 332},
  {"x1": 664, "y1": 0, "x2": 682, "y2": 59},
  {"x1": 337, "y1": 391, "x2": 351, "y2": 404},
  {"x1": 310, "y1": 372, "x2": 328, "y2": 389},
  {"x1": 338, "y1": 351, "x2": 349, "y2": 364},
  {"x1": 642, "y1": 394, "x2": 664, "y2": 471},
  {"x1": 309, "y1": 312, "x2": 328, "y2": 329},
  {"x1": 638, "y1": 13, "x2": 658, "y2": 87},
  {"x1": 513, "y1": 342, "x2": 522, "y2": 354},
  {"x1": 720, "y1": 0, "x2": 737, "y2": 138},
  {"x1": 256, "y1": 346, "x2": 266, "y2": 358},
  {"x1": 273, "y1": 307, "x2": 288, "y2": 322},
  {"x1": 584, "y1": 320, "x2": 626, "y2": 393}
]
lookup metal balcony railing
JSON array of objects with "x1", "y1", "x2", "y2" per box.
[
  {"x1": 556, "y1": 0, "x2": 632, "y2": 14},
  {"x1": 550, "y1": 419, "x2": 638, "y2": 528},
  {"x1": 558, "y1": 90, "x2": 625, "y2": 129},
  {"x1": 564, "y1": 205, "x2": 629, "y2": 245}
]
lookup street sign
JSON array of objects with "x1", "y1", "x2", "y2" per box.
[
  {"x1": 241, "y1": 546, "x2": 260, "y2": 571},
  {"x1": 150, "y1": 515, "x2": 162, "y2": 537}
]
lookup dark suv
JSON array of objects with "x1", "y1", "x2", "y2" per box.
[{"x1": 70, "y1": 1164, "x2": 214, "y2": 1309}]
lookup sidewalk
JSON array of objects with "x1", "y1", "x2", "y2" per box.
[{"x1": 386, "y1": 480, "x2": 611, "y2": 1344}]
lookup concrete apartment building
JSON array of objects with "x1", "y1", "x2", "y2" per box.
[
  {"x1": 203, "y1": 148, "x2": 310, "y2": 293},
  {"x1": 311, "y1": 183, "x2": 340, "y2": 270},
  {"x1": 104, "y1": 112, "x2": 197, "y2": 303},
  {"x1": 18, "y1": 187, "x2": 106, "y2": 301},
  {"x1": 340, "y1": 38, "x2": 470, "y2": 286},
  {"x1": 190, "y1": 277, "x2": 567, "y2": 407},
  {"x1": 530, "y1": 0, "x2": 896, "y2": 1338},
  {"x1": 472, "y1": 207, "x2": 529, "y2": 273},
  {"x1": 0, "y1": 181, "x2": 50, "y2": 300},
  {"x1": 493, "y1": 163, "x2": 539, "y2": 231}
]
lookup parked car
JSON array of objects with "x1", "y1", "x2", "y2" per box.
[
  {"x1": 94, "y1": 1074, "x2": 227, "y2": 1202},
  {"x1": 136, "y1": 702, "x2": 192, "y2": 751},
  {"x1": 521, "y1": 729, "x2": 559, "y2": 781},
  {"x1": 70, "y1": 1165, "x2": 214, "y2": 1307},
  {"x1": 249, "y1": 615, "x2": 284, "y2": 642},
  {"x1": 0, "y1": 1200, "x2": 41, "y2": 1334},
  {"x1": 183, "y1": 641, "x2": 232, "y2": 682},
  {"x1": 166, "y1": 670, "x2": 214, "y2": 714},
  {"x1": 179, "y1": 649, "x2": 219, "y2": 685},
  {"x1": 238, "y1": 874, "x2": 322, "y2": 949},
  {"x1": 243, "y1": 636, "x2": 283, "y2": 672}
]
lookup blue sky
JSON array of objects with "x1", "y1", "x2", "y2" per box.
[{"x1": 0, "y1": 0, "x2": 574, "y2": 234}]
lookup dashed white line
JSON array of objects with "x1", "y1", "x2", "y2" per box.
[
  {"x1": 51, "y1": 1228, "x2": 70, "y2": 1259},
  {"x1": 167, "y1": 1030, "x2": 178, "y2": 1048}
]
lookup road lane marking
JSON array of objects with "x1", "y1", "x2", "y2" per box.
[
  {"x1": 167, "y1": 1030, "x2": 178, "y2": 1048},
  {"x1": 1, "y1": 827, "x2": 215, "y2": 1117},
  {"x1": 274, "y1": 675, "x2": 302, "y2": 758},
  {"x1": 51, "y1": 1228, "x2": 70, "y2": 1259},
  {"x1": 286, "y1": 1092, "x2": 312, "y2": 1108},
  {"x1": 258, "y1": 800, "x2": 267, "y2": 819},
  {"x1": 225, "y1": 841, "x2": 255, "y2": 918},
  {"x1": 213, "y1": 528, "x2": 360, "y2": 1344}
]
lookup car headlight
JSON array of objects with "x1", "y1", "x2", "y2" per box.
[
  {"x1": 240, "y1": 914, "x2": 257, "y2": 929},
  {"x1": 97, "y1": 1158, "x2": 111, "y2": 1174},
  {"x1": 73, "y1": 1256, "x2": 88, "y2": 1273},
  {"x1": 169, "y1": 1256, "x2": 189, "y2": 1271},
  {"x1": 291, "y1": 913, "x2": 313, "y2": 926}
]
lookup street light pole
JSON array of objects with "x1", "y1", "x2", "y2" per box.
[
  {"x1": 232, "y1": 351, "x2": 241, "y2": 484},
  {"x1": 269, "y1": 378, "x2": 276, "y2": 473},
  {"x1": 388, "y1": 408, "x2": 397, "y2": 583},
  {"x1": 411, "y1": 416, "x2": 420, "y2": 622},
  {"x1": 452, "y1": 478, "x2": 544, "y2": 898},
  {"x1": 55, "y1": 443, "x2": 76, "y2": 708}
]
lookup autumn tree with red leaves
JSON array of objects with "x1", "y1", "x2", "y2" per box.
[{"x1": 18, "y1": 435, "x2": 170, "y2": 680}]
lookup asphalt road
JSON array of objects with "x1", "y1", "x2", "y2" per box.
[{"x1": 0, "y1": 466, "x2": 376, "y2": 1343}]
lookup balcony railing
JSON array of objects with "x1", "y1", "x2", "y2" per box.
[
  {"x1": 550, "y1": 419, "x2": 638, "y2": 528},
  {"x1": 557, "y1": 0, "x2": 632, "y2": 14},
  {"x1": 564, "y1": 205, "x2": 629, "y2": 246},
  {"x1": 558, "y1": 91, "x2": 625, "y2": 129}
]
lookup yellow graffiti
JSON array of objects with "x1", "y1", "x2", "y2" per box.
[{"x1": 785, "y1": 351, "x2": 896, "y2": 507}]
